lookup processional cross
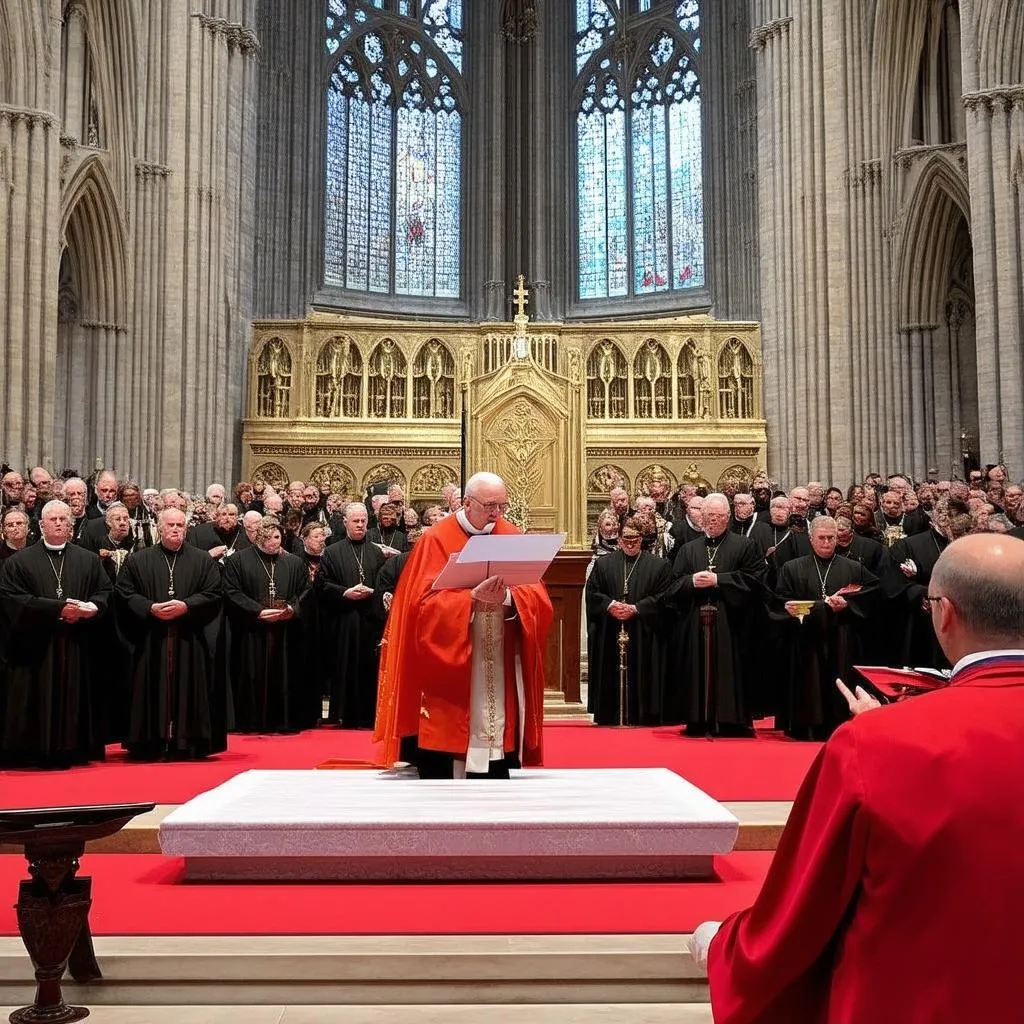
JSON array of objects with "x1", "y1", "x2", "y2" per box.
[{"x1": 512, "y1": 274, "x2": 530, "y2": 359}]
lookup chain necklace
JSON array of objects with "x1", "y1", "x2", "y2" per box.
[
  {"x1": 705, "y1": 535, "x2": 724, "y2": 570},
  {"x1": 349, "y1": 540, "x2": 366, "y2": 584},
  {"x1": 377, "y1": 526, "x2": 399, "y2": 547},
  {"x1": 162, "y1": 549, "x2": 179, "y2": 598},
  {"x1": 814, "y1": 555, "x2": 836, "y2": 599},
  {"x1": 258, "y1": 552, "x2": 278, "y2": 603},
  {"x1": 47, "y1": 549, "x2": 66, "y2": 600},
  {"x1": 622, "y1": 553, "x2": 641, "y2": 597},
  {"x1": 772, "y1": 526, "x2": 790, "y2": 547}
]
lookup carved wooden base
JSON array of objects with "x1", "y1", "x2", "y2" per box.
[
  {"x1": 0, "y1": 803, "x2": 155, "y2": 1024},
  {"x1": 8, "y1": 846, "x2": 95, "y2": 1024}
]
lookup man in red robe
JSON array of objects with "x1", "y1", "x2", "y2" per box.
[
  {"x1": 694, "y1": 532, "x2": 1024, "y2": 1023},
  {"x1": 374, "y1": 472, "x2": 553, "y2": 778}
]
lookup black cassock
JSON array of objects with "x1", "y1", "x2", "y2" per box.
[
  {"x1": 318, "y1": 537, "x2": 386, "y2": 729},
  {"x1": 586, "y1": 550, "x2": 674, "y2": 725},
  {"x1": 368, "y1": 527, "x2": 408, "y2": 553},
  {"x1": 76, "y1": 528, "x2": 137, "y2": 742},
  {"x1": 672, "y1": 533, "x2": 766, "y2": 734},
  {"x1": 774, "y1": 554, "x2": 878, "y2": 740},
  {"x1": 222, "y1": 547, "x2": 310, "y2": 733},
  {"x1": 115, "y1": 543, "x2": 225, "y2": 760},
  {"x1": 0, "y1": 544, "x2": 111, "y2": 767},
  {"x1": 885, "y1": 529, "x2": 950, "y2": 670}
]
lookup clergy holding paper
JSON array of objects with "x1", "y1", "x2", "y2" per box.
[{"x1": 374, "y1": 472, "x2": 555, "y2": 779}]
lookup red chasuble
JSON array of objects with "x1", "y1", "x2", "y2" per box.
[
  {"x1": 373, "y1": 514, "x2": 553, "y2": 767},
  {"x1": 707, "y1": 657, "x2": 1024, "y2": 1023}
]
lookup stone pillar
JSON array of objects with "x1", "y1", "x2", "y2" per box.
[
  {"x1": 0, "y1": 106, "x2": 61, "y2": 470},
  {"x1": 469, "y1": 2, "x2": 507, "y2": 321}
]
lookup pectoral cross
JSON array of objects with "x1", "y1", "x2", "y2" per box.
[
  {"x1": 513, "y1": 274, "x2": 529, "y2": 318},
  {"x1": 268, "y1": 580, "x2": 277, "y2": 603}
]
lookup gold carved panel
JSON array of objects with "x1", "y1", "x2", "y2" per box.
[
  {"x1": 252, "y1": 462, "x2": 288, "y2": 490},
  {"x1": 243, "y1": 311, "x2": 766, "y2": 548},
  {"x1": 587, "y1": 464, "x2": 630, "y2": 495},
  {"x1": 362, "y1": 463, "x2": 406, "y2": 492},
  {"x1": 411, "y1": 463, "x2": 458, "y2": 498},
  {"x1": 309, "y1": 462, "x2": 356, "y2": 495}
]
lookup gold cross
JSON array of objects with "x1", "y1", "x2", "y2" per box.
[{"x1": 513, "y1": 275, "x2": 529, "y2": 318}]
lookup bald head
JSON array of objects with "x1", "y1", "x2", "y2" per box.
[{"x1": 929, "y1": 535, "x2": 1024, "y2": 661}]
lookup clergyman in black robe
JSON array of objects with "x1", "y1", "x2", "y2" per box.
[
  {"x1": 586, "y1": 520, "x2": 674, "y2": 725},
  {"x1": 884, "y1": 500, "x2": 969, "y2": 670},
  {"x1": 0, "y1": 500, "x2": 111, "y2": 767},
  {"x1": 188, "y1": 503, "x2": 251, "y2": 561},
  {"x1": 368, "y1": 502, "x2": 408, "y2": 555},
  {"x1": 78, "y1": 502, "x2": 138, "y2": 740},
  {"x1": 672, "y1": 496, "x2": 766, "y2": 736},
  {"x1": 318, "y1": 502, "x2": 386, "y2": 728},
  {"x1": 774, "y1": 516, "x2": 878, "y2": 741},
  {"x1": 222, "y1": 518, "x2": 311, "y2": 733},
  {"x1": 115, "y1": 508, "x2": 226, "y2": 760}
]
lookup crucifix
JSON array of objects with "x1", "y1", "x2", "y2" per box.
[
  {"x1": 513, "y1": 274, "x2": 529, "y2": 318},
  {"x1": 512, "y1": 275, "x2": 530, "y2": 359}
]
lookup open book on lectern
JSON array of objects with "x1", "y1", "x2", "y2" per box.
[{"x1": 431, "y1": 533, "x2": 566, "y2": 590}]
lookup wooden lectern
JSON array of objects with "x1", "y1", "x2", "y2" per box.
[
  {"x1": 542, "y1": 550, "x2": 592, "y2": 707},
  {"x1": 0, "y1": 803, "x2": 155, "y2": 1024}
]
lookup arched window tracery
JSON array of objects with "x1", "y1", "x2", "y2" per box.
[
  {"x1": 574, "y1": 1, "x2": 704, "y2": 302},
  {"x1": 324, "y1": 0, "x2": 464, "y2": 299}
]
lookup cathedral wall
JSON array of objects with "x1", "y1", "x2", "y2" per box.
[
  {"x1": 0, "y1": 0, "x2": 257, "y2": 490},
  {"x1": 754, "y1": 0, "x2": 1024, "y2": 483}
]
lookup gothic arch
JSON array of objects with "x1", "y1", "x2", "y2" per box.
[
  {"x1": 898, "y1": 155, "x2": 971, "y2": 325},
  {"x1": 62, "y1": 0, "x2": 138, "y2": 196},
  {"x1": 60, "y1": 157, "x2": 129, "y2": 326},
  {"x1": 1, "y1": 0, "x2": 45, "y2": 108},
  {"x1": 873, "y1": 1, "x2": 931, "y2": 157},
  {"x1": 976, "y1": 0, "x2": 1024, "y2": 88}
]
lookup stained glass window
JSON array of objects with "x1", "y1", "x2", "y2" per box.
[
  {"x1": 324, "y1": 0, "x2": 464, "y2": 300},
  {"x1": 575, "y1": 0, "x2": 704, "y2": 302}
]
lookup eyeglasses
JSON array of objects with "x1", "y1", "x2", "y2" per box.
[
  {"x1": 620, "y1": 533, "x2": 642, "y2": 542},
  {"x1": 469, "y1": 498, "x2": 509, "y2": 513},
  {"x1": 924, "y1": 595, "x2": 945, "y2": 607}
]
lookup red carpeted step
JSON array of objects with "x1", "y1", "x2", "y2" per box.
[
  {"x1": 0, "y1": 724, "x2": 819, "y2": 809},
  {"x1": 0, "y1": 852, "x2": 773, "y2": 936}
]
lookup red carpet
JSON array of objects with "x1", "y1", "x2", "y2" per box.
[
  {"x1": 0, "y1": 852, "x2": 773, "y2": 936},
  {"x1": 0, "y1": 723, "x2": 818, "y2": 809}
]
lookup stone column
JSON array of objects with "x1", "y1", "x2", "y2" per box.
[
  {"x1": 0, "y1": 106, "x2": 61, "y2": 470},
  {"x1": 469, "y1": 2, "x2": 507, "y2": 321}
]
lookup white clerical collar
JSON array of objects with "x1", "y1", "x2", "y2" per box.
[
  {"x1": 951, "y1": 649, "x2": 1024, "y2": 678},
  {"x1": 455, "y1": 508, "x2": 496, "y2": 536},
  {"x1": 43, "y1": 541, "x2": 66, "y2": 552}
]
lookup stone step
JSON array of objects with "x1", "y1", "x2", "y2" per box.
[
  {"x1": 0, "y1": 935, "x2": 708, "y2": 1008},
  {"x1": 0, "y1": 802, "x2": 790, "y2": 856},
  {"x1": 0, "y1": 1004, "x2": 714, "y2": 1023}
]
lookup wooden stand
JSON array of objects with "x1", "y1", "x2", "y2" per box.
[
  {"x1": 0, "y1": 803, "x2": 155, "y2": 1024},
  {"x1": 542, "y1": 550, "x2": 591, "y2": 706}
]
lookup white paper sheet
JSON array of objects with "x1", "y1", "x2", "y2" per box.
[{"x1": 431, "y1": 533, "x2": 566, "y2": 590}]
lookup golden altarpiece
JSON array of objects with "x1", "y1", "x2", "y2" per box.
[{"x1": 241, "y1": 291, "x2": 767, "y2": 548}]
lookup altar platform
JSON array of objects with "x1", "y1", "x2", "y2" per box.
[{"x1": 159, "y1": 767, "x2": 739, "y2": 882}]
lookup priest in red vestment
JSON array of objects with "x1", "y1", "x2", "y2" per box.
[
  {"x1": 695, "y1": 533, "x2": 1024, "y2": 1023},
  {"x1": 374, "y1": 472, "x2": 553, "y2": 778}
]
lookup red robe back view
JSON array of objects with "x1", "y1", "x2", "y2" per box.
[{"x1": 708, "y1": 656, "x2": 1024, "y2": 1023}]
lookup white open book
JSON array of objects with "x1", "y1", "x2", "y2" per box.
[{"x1": 431, "y1": 533, "x2": 566, "y2": 590}]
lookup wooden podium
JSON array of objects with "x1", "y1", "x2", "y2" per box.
[{"x1": 541, "y1": 550, "x2": 592, "y2": 711}]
